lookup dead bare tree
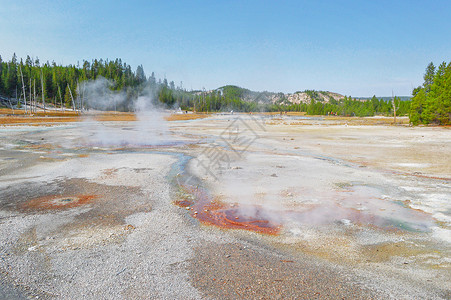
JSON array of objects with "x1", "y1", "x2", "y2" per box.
[
  {"x1": 41, "y1": 70, "x2": 46, "y2": 113},
  {"x1": 29, "y1": 79, "x2": 32, "y2": 114},
  {"x1": 19, "y1": 66, "x2": 27, "y2": 114},
  {"x1": 392, "y1": 90, "x2": 399, "y2": 124},
  {"x1": 34, "y1": 79, "x2": 37, "y2": 113},
  {"x1": 67, "y1": 84, "x2": 76, "y2": 111}
]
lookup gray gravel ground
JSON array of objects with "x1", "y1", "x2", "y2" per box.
[{"x1": 0, "y1": 120, "x2": 450, "y2": 299}]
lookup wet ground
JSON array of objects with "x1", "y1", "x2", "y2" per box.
[{"x1": 0, "y1": 115, "x2": 450, "y2": 299}]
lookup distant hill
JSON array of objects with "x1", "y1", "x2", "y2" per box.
[
  {"x1": 188, "y1": 86, "x2": 411, "y2": 116},
  {"x1": 212, "y1": 85, "x2": 345, "y2": 105}
]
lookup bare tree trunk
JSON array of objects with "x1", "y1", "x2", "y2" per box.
[
  {"x1": 68, "y1": 84, "x2": 75, "y2": 112},
  {"x1": 34, "y1": 79, "x2": 37, "y2": 113},
  {"x1": 41, "y1": 70, "x2": 46, "y2": 113},
  {"x1": 19, "y1": 66, "x2": 27, "y2": 114},
  {"x1": 29, "y1": 79, "x2": 32, "y2": 114},
  {"x1": 82, "y1": 83, "x2": 86, "y2": 112},
  {"x1": 392, "y1": 91, "x2": 397, "y2": 124},
  {"x1": 76, "y1": 80, "x2": 81, "y2": 113}
]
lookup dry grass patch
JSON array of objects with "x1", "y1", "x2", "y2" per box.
[
  {"x1": 165, "y1": 113, "x2": 209, "y2": 121},
  {"x1": 90, "y1": 112, "x2": 137, "y2": 122},
  {"x1": 323, "y1": 116, "x2": 410, "y2": 125},
  {"x1": 0, "y1": 116, "x2": 80, "y2": 125},
  {"x1": 0, "y1": 108, "x2": 82, "y2": 125}
]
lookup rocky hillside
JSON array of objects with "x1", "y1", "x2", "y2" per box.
[
  {"x1": 285, "y1": 90, "x2": 344, "y2": 104},
  {"x1": 213, "y1": 85, "x2": 344, "y2": 105}
]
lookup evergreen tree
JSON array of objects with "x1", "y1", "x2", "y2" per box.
[
  {"x1": 423, "y1": 62, "x2": 435, "y2": 93},
  {"x1": 5, "y1": 53, "x2": 19, "y2": 97},
  {"x1": 410, "y1": 61, "x2": 451, "y2": 125},
  {"x1": 149, "y1": 72, "x2": 156, "y2": 87},
  {"x1": 136, "y1": 65, "x2": 146, "y2": 83}
]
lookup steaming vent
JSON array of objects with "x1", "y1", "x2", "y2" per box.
[{"x1": 77, "y1": 78, "x2": 182, "y2": 148}]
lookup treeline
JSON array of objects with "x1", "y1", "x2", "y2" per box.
[
  {"x1": 410, "y1": 62, "x2": 451, "y2": 125},
  {"x1": 0, "y1": 53, "x2": 183, "y2": 111},
  {"x1": 275, "y1": 96, "x2": 410, "y2": 117},
  {"x1": 160, "y1": 85, "x2": 262, "y2": 112},
  {"x1": 0, "y1": 53, "x2": 148, "y2": 110},
  {"x1": 183, "y1": 85, "x2": 410, "y2": 117}
]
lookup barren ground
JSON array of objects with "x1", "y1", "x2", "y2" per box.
[{"x1": 0, "y1": 112, "x2": 450, "y2": 299}]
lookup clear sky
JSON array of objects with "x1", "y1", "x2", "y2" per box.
[{"x1": 1, "y1": 0, "x2": 450, "y2": 96}]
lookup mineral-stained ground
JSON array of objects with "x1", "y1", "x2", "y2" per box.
[{"x1": 0, "y1": 114, "x2": 450, "y2": 299}]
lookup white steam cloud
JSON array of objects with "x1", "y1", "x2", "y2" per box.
[
  {"x1": 78, "y1": 77, "x2": 171, "y2": 147},
  {"x1": 80, "y1": 77, "x2": 128, "y2": 111}
]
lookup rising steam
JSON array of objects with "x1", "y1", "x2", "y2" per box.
[
  {"x1": 78, "y1": 77, "x2": 171, "y2": 147},
  {"x1": 80, "y1": 77, "x2": 128, "y2": 111}
]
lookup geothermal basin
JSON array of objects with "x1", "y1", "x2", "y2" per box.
[{"x1": 0, "y1": 113, "x2": 450, "y2": 299}]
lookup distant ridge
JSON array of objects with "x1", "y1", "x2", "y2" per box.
[{"x1": 211, "y1": 85, "x2": 345, "y2": 105}]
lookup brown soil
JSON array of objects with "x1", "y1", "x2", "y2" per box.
[{"x1": 190, "y1": 242, "x2": 378, "y2": 299}]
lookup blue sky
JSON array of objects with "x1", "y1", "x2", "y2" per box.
[{"x1": 1, "y1": 0, "x2": 450, "y2": 96}]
